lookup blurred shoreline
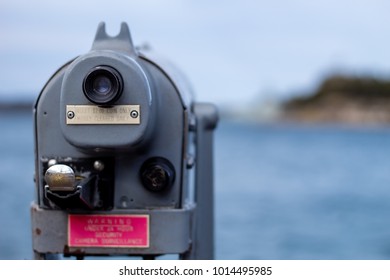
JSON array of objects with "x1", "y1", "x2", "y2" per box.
[
  {"x1": 5, "y1": 73, "x2": 390, "y2": 127},
  {"x1": 0, "y1": 93, "x2": 34, "y2": 113},
  {"x1": 222, "y1": 74, "x2": 390, "y2": 126},
  {"x1": 280, "y1": 74, "x2": 390, "y2": 125},
  {"x1": 4, "y1": 100, "x2": 390, "y2": 127},
  {"x1": 0, "y1": 102, "x2": 33, "y2": 112}
]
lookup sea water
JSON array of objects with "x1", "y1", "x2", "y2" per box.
[{"x1": 2, "y1": 111, "x2": 390, "y2": 259}]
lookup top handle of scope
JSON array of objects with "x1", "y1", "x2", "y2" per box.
[{"x1": 91, "y1": 22, "x2": 137, "y2": 55}]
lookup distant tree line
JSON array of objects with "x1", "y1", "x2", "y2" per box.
[
  {"x1": 282, "y1": 74, "x2": 390, "y2": 123},
  {"x1": 284, "y1": 74, "x2": 390, "y2": 109}
]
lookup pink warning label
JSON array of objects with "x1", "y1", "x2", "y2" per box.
[{"x1": 68, "y1": 214, "x2": 149, "y2": 248}]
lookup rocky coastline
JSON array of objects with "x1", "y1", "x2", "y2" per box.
[{"x1": 280, "y1": 74, "x2": 390, "y2": 125}]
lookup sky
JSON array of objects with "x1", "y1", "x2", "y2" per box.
[{"x1": 1, "y1": 0, "x2": 390, "y2": 106}]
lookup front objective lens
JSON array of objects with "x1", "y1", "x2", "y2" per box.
[
  {"x1": 83, "y1": 66, "x2": 123, "y2": 105},
  {"x1": 93, "y1": 75, "x2": 112, "y2": 96}
]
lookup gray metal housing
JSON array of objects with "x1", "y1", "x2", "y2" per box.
[{"x1": 31, "y1": 22, "x2": 218, "y2": 259}]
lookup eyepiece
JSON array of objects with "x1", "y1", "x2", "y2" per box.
[{"x1": 83, "y1": 66, "x2": 123, "y2": 105}]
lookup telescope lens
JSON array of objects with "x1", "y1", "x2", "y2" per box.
[
  {"x1": 83, "y1": 66, "x2": 123, "y2": 105},
  {"x1": 93, "y1": 75, "x2": 111, "y2": 96}
]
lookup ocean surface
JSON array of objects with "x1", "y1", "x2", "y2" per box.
[{"x1": 2, "y1": 111, "x2": 390, "y2": 260}]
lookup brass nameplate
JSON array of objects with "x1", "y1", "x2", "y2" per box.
[{"x1": 66, "y1": 105, "x2": 140, "y2": 125}]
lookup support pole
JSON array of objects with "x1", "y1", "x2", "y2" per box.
[{"x1": 186, "y1": 102, "x2": 218, "y2": 259}]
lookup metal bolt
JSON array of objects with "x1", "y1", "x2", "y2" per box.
[
  {"x1": 120, "y1": 196, "x2": 129, "y2": 208},
  {"x1": 93, "y1": 160, "x2": 105, "y2": 171},
  {"x1": 67, "y1": 111, "x2": 75, "y2": 119},
  {"x1": 130, "y1": 110, "x2": 139, "y2": 118},
  {"x1": 48, "y1": 159, "x2": 57, "y2": 167}
]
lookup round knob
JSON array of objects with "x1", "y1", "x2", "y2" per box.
[
  {"x1": 140, "y1": 158, "x2": 175, "y2": 192},
  {"x1": 45, "y1": 164, "x2": 76, "y2": 192}
]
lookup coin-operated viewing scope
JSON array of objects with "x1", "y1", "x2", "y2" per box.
[{"x1": 31, "y1": 22, "x2": 218, "y2": 260}]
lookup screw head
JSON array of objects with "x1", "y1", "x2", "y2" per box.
[
  {"x1": 130, "y1": 110, "x2": 139, "y2": 118},
  {"x1": 67, "y1": 111, "x2": 75, "y2": 119}
]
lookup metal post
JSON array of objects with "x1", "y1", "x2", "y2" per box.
[{"x1": 184, "y1": 102, "x2": 218, "y2": 259}]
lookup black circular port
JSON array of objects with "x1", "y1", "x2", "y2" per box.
[
  {"x1": 83, "y1": 66, "x2": 123, "y2": 105},
  {"x1": 140, "y1": 157, "x2": 175, "y2": 192}
]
